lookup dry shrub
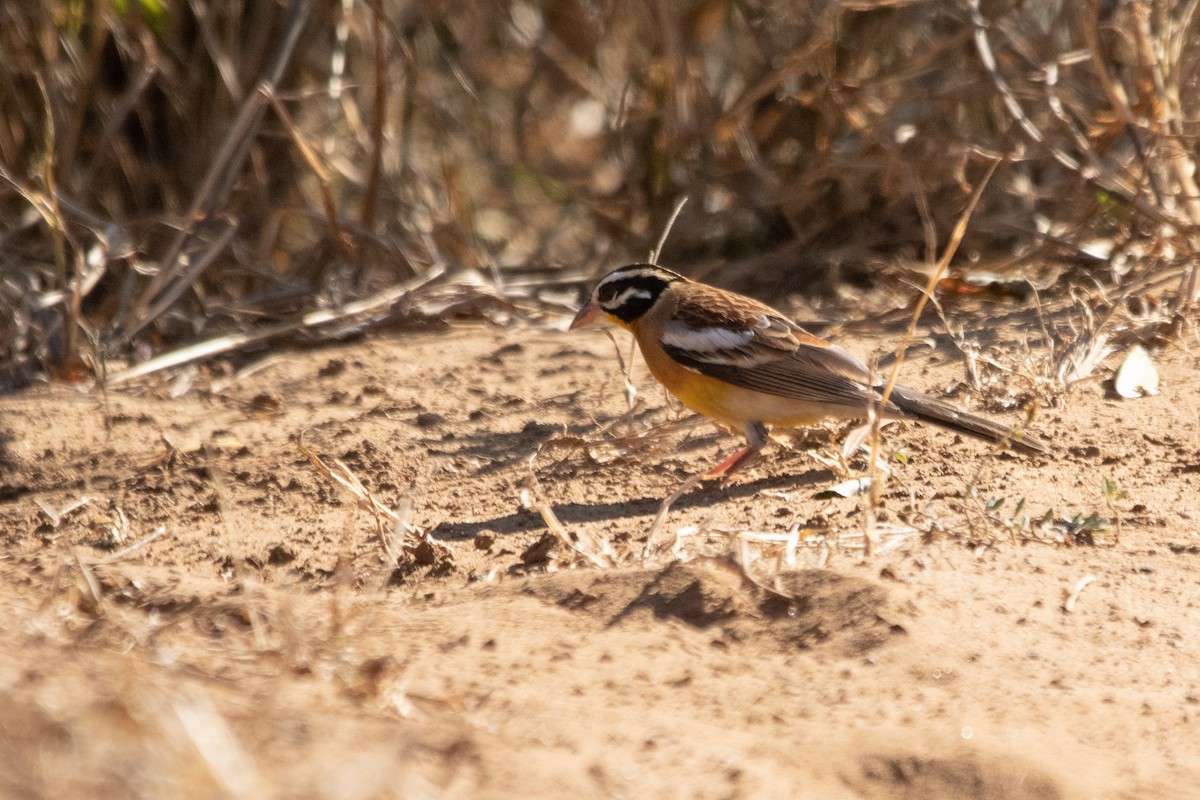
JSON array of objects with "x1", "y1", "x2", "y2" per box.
[{"x1": 0, "y1": 0, "x2": 1197, "y2": 384}]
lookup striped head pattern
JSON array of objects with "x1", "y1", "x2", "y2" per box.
[{"x1": 589, "y1": 263, "x2": 685, "y2": 324}]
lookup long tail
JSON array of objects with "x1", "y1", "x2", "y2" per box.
[{"x1": 889, "y1": 385, "x2": 1050, "y2": 455}]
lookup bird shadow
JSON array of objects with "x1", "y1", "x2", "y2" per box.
[{"x1": 429, "y1": 466, "x2": 834, "y2": 543}]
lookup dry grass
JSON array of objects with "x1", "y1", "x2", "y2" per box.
[
  {"x1": 1, "y1": 1, "x2": 1198, "y2": 389},
  {"x1": 1, "y1": 8, "x2": 1197, "y2": 790}
]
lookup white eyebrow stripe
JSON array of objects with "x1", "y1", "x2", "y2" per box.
[
  {"x1": 661, "y1": 322, "x2": 753, "y2": 352},
  {"x1": 603, "y1": 286, "x2": 653, "y2": 309}
]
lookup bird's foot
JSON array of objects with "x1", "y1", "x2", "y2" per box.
[
  {"x1": 701, "y1": 445, "x2": 760, "y2": 484},
  {"x1": 700, "y1": 471, "x2": 732, "y2": 488}
]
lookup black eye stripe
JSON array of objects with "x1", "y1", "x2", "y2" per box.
[
  {"x1": 599, "y1": 285, "x2": 653, "y2": 310},
  {"x1": 597, "y1": 278, "x2": 655, "y2": 305},
  {"x1": 588, "y1": 264, "x2": 684, "y2": 323}
]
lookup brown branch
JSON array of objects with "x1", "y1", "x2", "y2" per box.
[
  {"x1": 361, "y1": 9, "x2": 387, "y2": 232},
  {"x1": 263, "y1": 87, "x2": 352, "y2": 254}
]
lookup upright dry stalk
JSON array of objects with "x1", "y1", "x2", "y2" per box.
[
  {"x1": 864, "y1": 159, "x2": 1001, "y2": 553},
  {"x1": 1128, "y1": 2, "x2": 1200, "y2": 308}
]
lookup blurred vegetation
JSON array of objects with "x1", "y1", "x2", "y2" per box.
[{"x1": 1, "y1": 0, "x2": 1197, "y2": 384}]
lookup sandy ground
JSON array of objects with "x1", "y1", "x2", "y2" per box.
[{"x1": 2, "y1": 303, "x2": 1200, "y2": 799}]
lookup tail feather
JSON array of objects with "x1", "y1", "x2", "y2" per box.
[{"x1": 889, "y1": 385, "x2": 1050, "y2": 455}]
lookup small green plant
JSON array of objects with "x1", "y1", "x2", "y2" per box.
[
  {"x1": 976, "y1": 487, "x2": 1121, "y2": 547},
  {"x1": 1102, "y1": 477, "x2": 1127, "y2": 544}
]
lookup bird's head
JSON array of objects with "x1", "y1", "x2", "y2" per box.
[{"x1": 569, "y1": 263, "x2": 686, "y2": 330}]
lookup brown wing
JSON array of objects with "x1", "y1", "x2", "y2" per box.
[{"x1": 660, "y1": 282, "x2": 889, "y2": 411}]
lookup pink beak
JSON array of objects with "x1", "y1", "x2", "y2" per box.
[{"x1": 569, "y1": 301, "x2": 600, "y2": 329}]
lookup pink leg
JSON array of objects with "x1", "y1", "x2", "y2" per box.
[{"x1": 702, "y1": 422, "x2": 769, "y2": 482}]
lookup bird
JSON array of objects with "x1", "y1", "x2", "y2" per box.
[{"x1": 570, "y1": 263, "x2": 1049, "y2": 480}]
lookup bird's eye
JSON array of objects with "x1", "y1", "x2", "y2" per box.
[{"x1": 597, "y1": 283, "x2": 618, "y2": 304}]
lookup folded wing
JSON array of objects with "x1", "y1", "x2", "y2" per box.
[{"x1": 661, "y1": 285, "x2": 888, "y2": 413}]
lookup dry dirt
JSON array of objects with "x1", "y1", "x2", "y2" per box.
[{"x1": 2, "y1": 305, "x2": 1200, "y2": 800}]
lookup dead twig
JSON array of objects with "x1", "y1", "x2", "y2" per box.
[
  {"x1": 361, "y1": 8, "x2": 387, "y2": 233},
  {"x1": 106, "y1": 265, "x2": 444, "y2": 386},
  {"x1": 650, "y1": 196, "x2": 688, "y2": 265},
  {"x1": 521, "y1": 449, "x2": 616, "y2": 568},
  {"x1": 263, "y1": 86, "x2": 352, "y2": 254},
  {"x1": 95, "y1": 526, "x2": 169, "y2": 565},
  {"x1": 865, "y1": 157, "x2": 1002, "y2": 554},
  {"x1": 296, "y1": 433, "x2": 422, "y2": 561},
  {"x1": 642, "y1": 472, "x2": 705, "y2": 558},
  {"x1": 1062, "y1": 574, "x2": 1096, "y2": 613}
]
